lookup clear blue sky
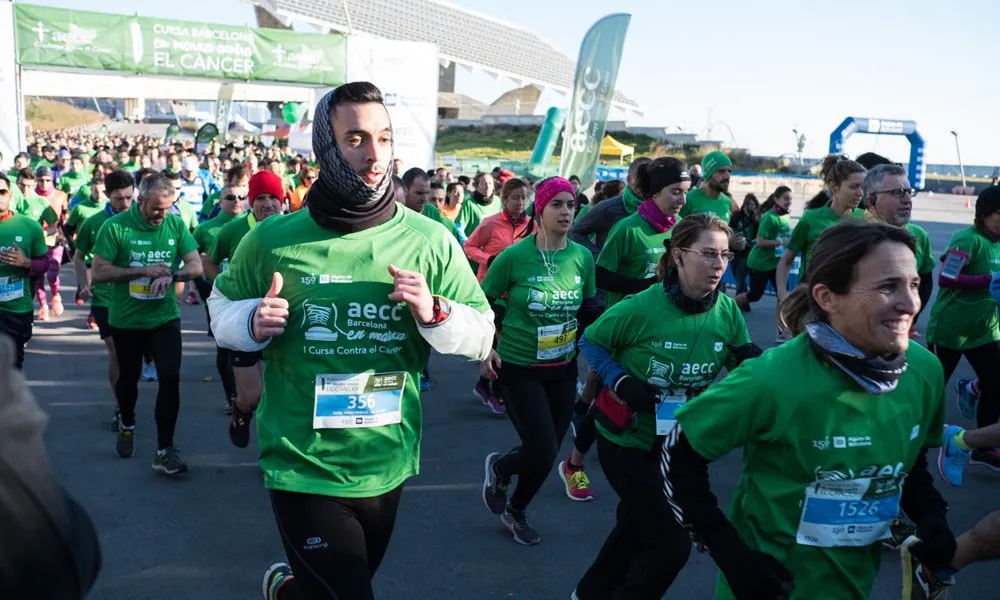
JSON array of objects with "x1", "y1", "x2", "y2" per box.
[{"x1": 48, "y1": 0, "x2": 999, "y2": 166}]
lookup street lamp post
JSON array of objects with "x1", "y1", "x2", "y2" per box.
[
  {"x1": 792, "y1": 129, "x2": 805, "y2": 165},
  {"x1": 951, "y1": 130, "x2": 967, "y2": 189}
]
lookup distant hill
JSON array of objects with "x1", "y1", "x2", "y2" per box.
[{"x1": 26, "y1": 98, "x2": 108, "y2": 131}]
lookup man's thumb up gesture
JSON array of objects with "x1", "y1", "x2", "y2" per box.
[{"x1": 252, "y1": 272, "x2": 289, "y2": 341}]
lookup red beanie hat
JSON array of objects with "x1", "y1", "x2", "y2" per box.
[{"x1": 248, "y1": 171, "x2": 284, "y2": 206}]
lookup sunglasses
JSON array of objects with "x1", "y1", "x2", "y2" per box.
[{"x1": 223, "y1": 194, "x2": 247, "y2": 202}]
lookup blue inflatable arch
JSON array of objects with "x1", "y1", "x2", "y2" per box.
[{"x1": 829, "y1": 117, "x2": 926, "y2": 190}]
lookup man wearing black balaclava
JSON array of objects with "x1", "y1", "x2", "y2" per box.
[{"x1": 207, "y1": 81, "x2": 495, "y2": 599}]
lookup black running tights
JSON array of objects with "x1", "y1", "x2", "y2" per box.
[
  {"x1": 269, "y1": 487, "x2": 403, "y2": 600},
  {"x1": 930, "y1": 342, "x2": 1000, "y2": 428}
]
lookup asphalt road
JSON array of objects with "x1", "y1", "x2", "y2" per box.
[{"x1": 23, "y1": 197, "x2": 999, "y2": 600}]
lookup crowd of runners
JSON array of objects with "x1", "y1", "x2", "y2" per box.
[{"x1": 1, "y1": 81, "x2": 998, "y2": 600}]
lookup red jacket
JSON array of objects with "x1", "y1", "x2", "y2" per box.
[{"x1": 463, "y1": 210, "x2": 531, "y2": 282}]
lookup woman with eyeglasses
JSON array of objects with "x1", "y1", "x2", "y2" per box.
[
  {"x1": 560, "y1": 157, "x2": 689, "y2": 502},
  {"x1": 776, "y1": 155, "x2": 865, "y2": 342},
  {"x1": 926, "y1": 186, "x2": 1000, "y2": 471},
  {"x1": 479, "y1": 177, "x2": 597, "y2": 546},
  {"x1": 572, "y1": 214, "x2": 758, "y2": 600}
]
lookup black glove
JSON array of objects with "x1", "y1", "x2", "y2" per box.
[
  {"x1": 613, "y1": 375, "x2": 660, "y2": 413},
  {"x1": 717, "y1": 548, "x2": 795, "y2": 600},
  {"x1": 911, "y1": 518, "x2": 957, "y2": 572},
  {"x1": 727, "y1": 343, "x2": 764, "y2": 367}
]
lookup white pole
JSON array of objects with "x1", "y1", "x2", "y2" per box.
[{"x1": 950, "y1": 131, "x2": 967, "y2": 189}]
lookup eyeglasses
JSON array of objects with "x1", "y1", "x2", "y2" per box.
[
  {"x1": 877, "y1": 188, "x2": 915, "y2": 199},
  {"x1": 680, "y1": 247, "x2": 735, "y2": 263},
  {"x1": 223, "y1": 194, "x2": 247, "y2": 202}
]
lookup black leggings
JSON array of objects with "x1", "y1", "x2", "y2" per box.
[
  {"x1": 574, "y1": 404, "x2": 600, "y2": 456},
  {"x1": 494, "y1": 361, "x2": 578, "y2": 510},
  {"x1": 110, "y1": 319, "x2": 182, "y2": 449},
  {"x1": 930, "y1": 342, "x2": 1000, "y2": 428},
  {"x1": 269, "y1": 487, "x2": 403, "y2": 600},
  {"x1": 216, "y1": 347, "x2": 236, "y2": 399},
  {"x1": 576, "y1": 436, "x2": 692, "y2": 599},
  {"x1": 746, "y1": 268, "x2": 777, "y2": 303}
]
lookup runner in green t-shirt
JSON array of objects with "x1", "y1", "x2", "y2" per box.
[
  {"x1": 72, "y1": 170, "x2": 135, "y2": 430},
  {"x1": 480, "y1": 177, "x2": 597, "y2": 546},
  {"x1": 572, "y1": 214, "x2": 754, "y2": 600},
  {"x1": 208, "y1": 172, "x2": 285, "y2": 447},
  {"x1": 737, "y1": 186, "x2": 793, "y2": 332},
  {"x1": 192, "y1": 185, "x2": 244, "y2": 418},
  {"x1": 207, "y1": 83, "x2": 495, "y2": 598},
  {"x1": 164, "y1": 170, "x2": 200, "y2": 307},
  {"x1": 679, "y1": 150, "x2": 737, "y2": 223},
  {"x1": 91, "y1": 172, "x2": 202, "y2": 476},
  {"x1": 0, "y1": 173, "x2": 49, "y2": 370},
  {"x1": 926, "y1": 186, "x2": 1000, "y2": 471},
  {"x1": 56, "y1": 155, "x2": 92, "y2": 198},
  {"x1": 777, "y1": 155, "x2": 866, "y2": 342},
  {"x1": 662, "y1": 220, "x2": 956, "y2": 600},
  {"x1": 457, "y1": 172, "x2": 502, "y2": 271}
]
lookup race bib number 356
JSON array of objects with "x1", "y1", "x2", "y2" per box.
[{"x1": 313, "y1": 372, "x2": 406, "y2": 429}]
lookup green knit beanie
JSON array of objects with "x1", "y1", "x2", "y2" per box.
[{"x1": 701, "y1": 151, "x2": 733, "y2": 179}]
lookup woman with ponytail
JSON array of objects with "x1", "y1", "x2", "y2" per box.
[
  {"x1": 573, "y1": 214, "x2": 757, "y2": 599},
  {"x1": 662, "y1": 220, "x2": 955, "y2": 600},
  {"x1": 776, "y1": 155, "x2": 865, "y2": 342}
]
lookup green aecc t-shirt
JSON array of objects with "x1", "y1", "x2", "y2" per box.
[
  {"x1": 92, "y1": 203, "x2": 197, "y2": 329},
  {"x1": 586, "y1": 284, "x2": 750, "y2": 451},
  {"x1": 214, "y1": 206, "x2": 490, "y2": 499},
  {"x1": 676, "y1": 334, "x2": 945, "y2": 600},
  {"x1": 481, "y1": 236, "x2": 596, "y2": 367},
  {"x1": 596, "y1": 212, "x2": 675, "y2": 309}
]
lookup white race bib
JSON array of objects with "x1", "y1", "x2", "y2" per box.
[
  {"x1": 313, "y1": 372, "x2": 406, "y2": 429},
  {"x1": 655, "y1": 390, "x2": 687, "y2": 435},
  {"x1": 796, "y1": 477, "x2": 902, "y2": 548},
  {"x1": 536, "y1": 319, "x2": 577, "y2": 360},
  {"x1": 0, "y1": 275, "x2": 25, "y2": 302},
  {"x1": 128, "y1": 277, "x2": 166, "y2": 300}
]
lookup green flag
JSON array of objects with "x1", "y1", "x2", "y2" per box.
[
  {"x1": 194, "y1": 123, "x2": 218, "y2": 154},
  {"x1": 559, "y1": 13, "x2": 631, "y2": 191}
]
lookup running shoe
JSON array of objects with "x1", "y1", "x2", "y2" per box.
[
  {"x1": 186, "y1": 291, "x2": 200, "y2": 305},
  {"x1": 901, "y1": 536, "x2": 952, "y2": 600},
  {"x1": 108, "y1": 409, "x2": 121, "y2": 432},
  {"x1": 486, "y1": 395, "x2": 506, "y2": 415},
  {"x1": 152, "y1": 447, "x2": 188, "y2": 476},
  {"x1": 883, "y1": 518, "x2": 917, "y2": 550},
  {"x1": 482, "y1": 452, "x2": 509, "y2": 515},
  {"x1": 262, "y1": 562, "x2": 294, "y2": 600},
  {"x1": 420, "y1": 373, "x2": 431, "y2": 392},
  {"x1": 970, "y1": 448, "x2": 1000, "y2": 472},
  {"x1": 141, "y1": 361, "x2": 158, "y2": 382},
  {"x1": 955, "y1": 378, "x2": 979, "y2": 421},
  {"x1": 558, "y1": 460, "x2": 595, "y2": 502},
  {"x1": 473, "y1": 381, "x2": 491, "y2": 406},
  {"x1": 115, "y1": 424, "x2": 135, "y2": 458},
  {"x1": 937, "y1": 425, "x2": 971, "y2": 487},
  {"x1": 87, "y1": 314, "x2": 99, "y2": 331},
  {"x1": 229, "y1": 408, "x2": 253, "y2": 449},
  {"x1": 501, "y1": 506, "x2": 540, "y2": 546},
  {"x1": 51, "y1": 295, "x2": 64, "y2": 316},
  {"x1": 37, "y1": 304, "x2": 49, "y2": 321}
]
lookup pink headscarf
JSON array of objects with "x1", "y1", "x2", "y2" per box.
[{"x1": 534, "y1": 177, "x2": 576, "y2": 216}]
